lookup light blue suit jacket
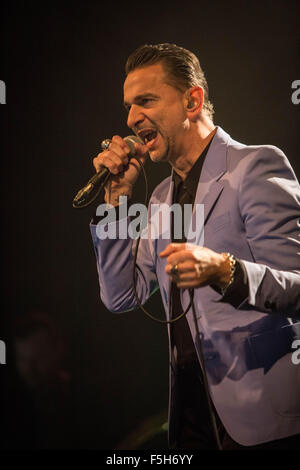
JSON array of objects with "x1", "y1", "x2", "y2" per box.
[{"x1": 90, "y1": 127, "x2": 300, "y2": 446}]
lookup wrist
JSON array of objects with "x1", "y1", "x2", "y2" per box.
[
  {"x1": 218, "y1": 252, "x2": 236, "y2": 294},
  {"x1": 104, "y1": 185, "x2": 133, "y2": 206}
]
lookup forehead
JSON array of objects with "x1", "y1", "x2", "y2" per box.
[{"x1": 123, "y1": 63, "x2": 170, "y2": 100}]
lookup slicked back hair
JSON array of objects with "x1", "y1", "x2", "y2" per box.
[{"x1": 125, "y1": 43, "x2": 214, "y2": 120}]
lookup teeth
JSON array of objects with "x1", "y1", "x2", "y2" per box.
[{"x1": 144, "y1": 131, "x2": 156, "y2": 143}]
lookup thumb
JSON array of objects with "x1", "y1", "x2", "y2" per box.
[
  {"x1": 134, "y1": 142, "x2": 150, "y2": 159},
  {"x1": 159, "y1": 243, "x2": 183, "y2": 258}
]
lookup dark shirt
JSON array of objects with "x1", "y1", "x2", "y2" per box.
[
  {"x1": 170, "y1": 139, "x2": 248, "y2": 368},
  {"x1": 170, "y1": 143, "x2": 209, "y2": 368}
]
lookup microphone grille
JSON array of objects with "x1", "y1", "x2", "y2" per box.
[{"x1": 124, "y1": 135, "x2": 143, "y2": 156}]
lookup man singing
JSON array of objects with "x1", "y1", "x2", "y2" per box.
[{"x1": 90, "y1": 43, "x2": 300, "y2": 449}]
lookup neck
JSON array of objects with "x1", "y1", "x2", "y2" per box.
[{"x1": 171, "y1": 118, "x2": 216, "y2": 180}]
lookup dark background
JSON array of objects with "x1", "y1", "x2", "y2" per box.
[{"x1": 0, "y1": 0, "x2": 299, "y2": 449}]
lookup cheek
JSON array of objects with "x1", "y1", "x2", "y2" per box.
[
  {"x1": 155, "y1": 104, "x2": 186, "y2": 140},
  {"x1": 168, "y1": 107, "x2": 187, "y2": 132},
  {"x1": 160, "y1": 119, "x2": 182, "y2": 138}
]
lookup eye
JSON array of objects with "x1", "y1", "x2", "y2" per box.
[{"x1": 140, "y1": 97, "x2": 154, "y2": 107}]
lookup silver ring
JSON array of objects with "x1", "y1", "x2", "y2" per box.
[
  {"x1": 101, "y1": 138, "x2": 112, "y2": 150},
  {"x1": 171, "y1": 264, "x2": 179, "y2": 276}
]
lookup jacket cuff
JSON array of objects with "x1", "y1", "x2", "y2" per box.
[{"x1": 213, "y1": 259, "x2": 249, "y2": 308}]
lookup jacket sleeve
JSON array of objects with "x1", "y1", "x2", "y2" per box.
[
  {"x1": 237, "y1": 146, "x2": 300, "y2": 316},
  {"x1": 90, "y1": 202, "x2": 159, "y2": 313}
]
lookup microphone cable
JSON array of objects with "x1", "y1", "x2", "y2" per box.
[{"x1": 131, "y1": 154, "x2": 193, "y2": 324}]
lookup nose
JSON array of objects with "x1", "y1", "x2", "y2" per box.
[{"x1": 127, "y1": 104, "x2": 144, "y2": 130}]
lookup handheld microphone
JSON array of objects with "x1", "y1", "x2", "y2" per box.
[{"x1": 72, "y1": 135, "x2": 142, "y2": 209}]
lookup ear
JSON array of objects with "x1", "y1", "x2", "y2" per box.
[{"x1": 184, "y1": 86, "x2": 204, "y2": 115}]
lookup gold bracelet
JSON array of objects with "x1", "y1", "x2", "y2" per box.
[{"x1": 221, "y1": 252, "x2": 236, "y2": 295}]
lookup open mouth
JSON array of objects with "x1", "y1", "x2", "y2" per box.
[{"x1": 138, "y1": 129, "x2": 158, "y2": 147}]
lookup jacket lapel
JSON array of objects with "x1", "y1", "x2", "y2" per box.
[
  {"x1": 187, "y1": 126, "x2": 229, "y2": 245},
  {"x1": 157, "y1": 127, "x2": 231, "y2": 312}
]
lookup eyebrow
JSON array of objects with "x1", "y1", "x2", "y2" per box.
[{"x1": 123, "y1": 93, "x2": 159, "y2": 110}]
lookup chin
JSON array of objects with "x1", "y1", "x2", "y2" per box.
[
  {"x1": 149, "y1": 149, "x2": 168, "y2": 163},
  {"x1": 150, "y1": 154, "x2": 162, "y2": 163}
]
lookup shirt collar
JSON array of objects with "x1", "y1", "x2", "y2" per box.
[{"x1": 172, "y1": 139, "x2": 212, "y2": 195}]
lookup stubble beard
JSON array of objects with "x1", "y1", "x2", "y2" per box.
[{"x1": 149, "y1": 133, "x2": 171, "y2": 164}]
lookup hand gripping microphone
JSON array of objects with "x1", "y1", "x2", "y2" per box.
[{"x1": 72, "y1": 135, "x2": 142, "y2": 209}]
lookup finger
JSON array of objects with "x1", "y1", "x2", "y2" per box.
[
  {"x1": 110, "y1": 138, "x2": 131, "y2": 161},
  {"x1": 93, "y1": 154, "x2": 104, "y2": 172},
  {"x1": 108, "y1": 144, "x2": 130, "y2": 171},
  {"x1": 178, "y1": 271, "x2": 200, "y2": 282},
  {"x1": 166, "y1": 270, "x2": 199, "y2": 285},
  {"x1": 176, "y1": 279, "x2": 202, "y2": 289},
  {"x1": 134, "y1": 142, "x2": 150, "y2": 158},
  {"x1": 95, "y1": 152, "x2": 126, "y2": 175},
  {"x1": 165, "y1": 261, "x2": 195, "y2": 275},
  {"x1": 93, "y1": 151, "x2": 116, "y2": 172},
  {"x1": 176, "y1": 272, "x2": 211, "y2": 288},
  {"x1": 106, "y1": 155, "x2": 127, "y2": 175},
  {"x1": 111, "y1": 135, "x2": 131, "y2": 154},
  {"x1": 166, "y1": 264, "x2": 175, "y2": 275},
  {"x1": 166, "y1": 250, "x2": 195, "y2": 266},
  {"x1": 93, "y1": 135, "x2": 130, "y2": 170},
  {"x1": 159, "y1": 243, "x2": 187, "y2": 258}
]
